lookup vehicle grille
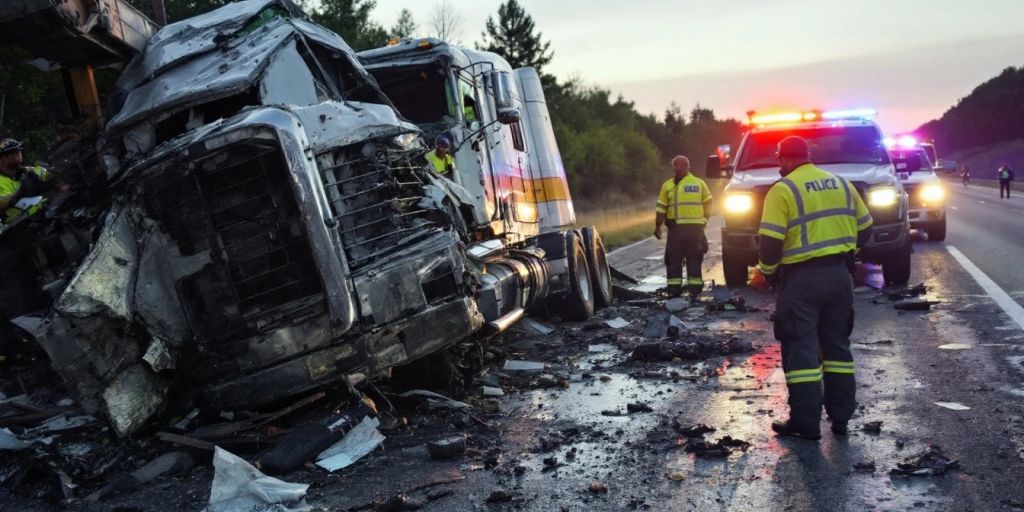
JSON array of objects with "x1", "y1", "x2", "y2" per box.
[
  {"x1": 142, "y1": 145, "x2": 325, "y2": 343},
  {"x1": 317, "y1": 142, "x2": 447, "y2": 270}
]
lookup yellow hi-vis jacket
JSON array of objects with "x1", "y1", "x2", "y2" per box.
[
  {"x1": 425, "y1": 151, "x2": 455, "y2": 175},
  {"x1": 0, "y1": 165, "x2": 51, "y2": 223},
  {"x1": 757, "y1": 164, "x2": 873, "y2": 272},
  {"x1": 655, "y1": 173, "x2": 712, "y2": 225}
]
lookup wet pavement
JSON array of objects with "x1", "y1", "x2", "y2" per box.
[{"x1": 5, "y1": 215, "x2": 1024, "y2": 511}]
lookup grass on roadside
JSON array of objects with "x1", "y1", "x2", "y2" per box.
[{"x1": 576, "y1": 203, "x2": 653, "y2": 250}]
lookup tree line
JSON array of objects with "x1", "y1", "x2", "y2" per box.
[
  {"x1": 0, "y1": 0, "x2": 743, "y2": 205},
  {"x1": 918, "y1": 65, "x2": 1024, "y2": 155}
]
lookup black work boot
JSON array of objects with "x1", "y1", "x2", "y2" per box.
[
  {"x1": 771, "y1": 420, "x2": 821, "y2": 440},
  {"x1": 830, "y1": 420, "x2": 848, "y2": 435},
  {"x1": 666, "y1": 285, "x2": 683, "y2": 298}
]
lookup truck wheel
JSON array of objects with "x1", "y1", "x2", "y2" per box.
[
  {"x1": 722, "y1": 247, "x2": 749, "y2": 287},
  {"x1": 927, "y1": 216, "x2": 946, "y2": 242},
  {"x1": 580, "y1": 226, "x2": 613, "y2": 308},
  {"x1": 560, "y1": 231, "x2": 595, "y2": 320},
  {"x1": 882, "y1": 248, "x2": 912, "y2": 285}
]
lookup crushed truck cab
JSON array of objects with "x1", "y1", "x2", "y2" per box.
[
  {"x1": 713, "y1": 110, "x2": 912, "y2": 287},
  {"x1": 29, "y1": 1, "x2": 609, "y2": 436}
]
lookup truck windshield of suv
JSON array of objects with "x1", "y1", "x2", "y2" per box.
[{"x1": 736, "y1": 126, "x2": 890, "y2": 171}]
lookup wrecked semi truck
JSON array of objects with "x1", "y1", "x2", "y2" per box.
[{"x1": 33, "y1": 0, "x2": 611, "y2": 436}]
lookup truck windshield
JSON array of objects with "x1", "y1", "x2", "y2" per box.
[
  {"x1": 367, "y1": 66, "x2": 458, "y2": 124},
  {"x1": 736, "y1": 126, "x2": 890, "y2": 171}
]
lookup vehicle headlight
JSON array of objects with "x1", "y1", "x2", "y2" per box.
[
  {"x1": 724, "y1": 193, "x2": 753, "y2": 214},
  {"x1": 921, "y1": 184, "x2": 945, "y2": 202},
  {"x1": 868, "y1": 186, "x2": 898, "y2": 207}
]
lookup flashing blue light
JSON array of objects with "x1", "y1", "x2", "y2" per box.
[{"x1": 821, "y1": 108, "x2": 877, "y2": 120}]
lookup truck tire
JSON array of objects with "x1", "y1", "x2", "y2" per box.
[
  {"x1": 580, "y1": 226, "x2": 613, "y2": 308},
  {"x1": 559, "y1": 231, "x2": 595, "y2": 320},
  {"x1": 927, "y1": 216, "x2": 946, "y2": 242},
  {"x1": 722, "y1": 246, "x2": 749, "y2": 287},
  {"x1": 882, "y1": 248, "x2": 912, "y2": 285}
]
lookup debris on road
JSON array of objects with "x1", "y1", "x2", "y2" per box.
[
  {"x1": 207, "y1": 447, "x2": 310, "y2": 512},
  {"x1": 426, "y1": 435, "x2": 467, "y2": 460},
  {"x1": 85, "y1": 451, "x2": 195, "y2": 502},
  {"x1": 853, "y1": 461, "x2": 877, "y2": 473},
  {"x1": 398, "y1": 390, "x2": 471, "y2": 410},
  {"x1": 485, "y1": 489, "x2": 514, "y2": 503},
  {"x1": 887, "y1": 283, "x2": 928, "y2": 301},
  {"x1": 605, "y1": 317, "x2": 631, "y2": 329},
  {"x1": 316, "y1": 416, "x2": 386, "y2": 472},
  {"x1": 684, "y1": 436, "x2": 751, "y2": 458},
  {"x1": 503, "y1": 360, "x2": 546, "y2": 372},
  {"x1": 894, "y1": 299, "x2": 941, "y2": 311},
  {"x1": 612, "y1": 285, "x2": 652, "y2": 302},
  {"x1": 934, "y1": 402, "x2": 971, "y2": 411},
  {"x1": 482, "y1": 386, "x2": 504, "y2": 397},
  {"x1": 515, "y1": 318, "x2": 555, "y2": 335},
  {"x1": 610, "y1": 266, "x2": 640, "y2": 285},
  {"x1": 938, "y1": 343, "x2": 973, "y2": 350},
  {"x1": 629, "y1": 336, "x2": 753, "y2": 362},
  {"x1": 666, "y1": 298, "x2": 688, "y2": 312},
  {"x1": 862, "y1": 421, "x2": 883, "y2": 434},
  {"x1": 673, "y1": 422, "x2": 716, "y2": 438},
  {"x1": 588, "y1": 481, "x2": 609, "y2": 494},
  {"x1": 890, "y1": 446, "x2": 960, "y2": 476},
  {"x1": 626, "y1": 402, "x2": 654, "y2": 413}
]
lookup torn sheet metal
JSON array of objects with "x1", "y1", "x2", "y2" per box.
[
  {"x1": 207, "y1": 447, "x2": 310, "y2": 512},
  {"x1": 315, "y1": 416, "x2": 385, "y2": 472}
]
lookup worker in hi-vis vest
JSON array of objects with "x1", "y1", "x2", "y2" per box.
[
  {"x1": 758, "y1": 136, "x2": 873, "y2": 440},
  {"x1": 654, "y1": 155, "x2": 712, "y2": 299},
  {"x1": 425, "y1": 134, "x2": 456, "y2": 175}
]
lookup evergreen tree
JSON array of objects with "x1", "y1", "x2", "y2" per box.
[
  {"x1": 310, "y1": 0, "x2": 388, "y2": 51},
  {"x1": 390, "y1": 8, "x2": 417, "y2": 39},
  {"x1": 479, "y1": 0, "x2": 553, "y2": 73}
]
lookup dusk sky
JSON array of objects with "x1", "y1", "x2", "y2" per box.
[{"x1": 371, "y1": 0, "x2": 1024, "y2": 133}]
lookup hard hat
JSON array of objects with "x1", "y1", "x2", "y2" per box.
[
  {"x1": 435, "y1": 134, "x2": 451, "y2": 147},
  {"x1": 0, "y1": 138, "x2": 23, "y2": 155},
  {"x1": 776, "y1": 136, "x2": 809, "y2": 159}
]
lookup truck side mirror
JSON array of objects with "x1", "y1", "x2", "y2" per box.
[
  {"x1": 486, "y1": 70, "x2": 521, "y2": 125},
  {"x1": 705, "y1": 155, "x2": 733, "y2": 179}
]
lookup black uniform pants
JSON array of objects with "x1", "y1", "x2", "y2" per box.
[
  {"x1": 1000, "y1": 179, "x2": 1011, "y2": 198},
  {"x1": 773, "y1": 261, "x2": 856, "y2": 432},
  {"x1": 664, "y1": 223, "x2": 706, "y2": 290}
]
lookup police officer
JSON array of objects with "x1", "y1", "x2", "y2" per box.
[
  {"x1": 0, "y1": 138, "x2": 58, "y2": 223},
  {"x1": 425, "y1": 135, "x2": 456, "y2": 175},
  {"x1": 758, "y1": 136, "x2": 873, "y2": 440},
  {"x1": 998, "y1": 162, "x2": 1013, "y2": 199},
  {"x1": 654, "y1": 155, "x2": 712, "y2": 299}
]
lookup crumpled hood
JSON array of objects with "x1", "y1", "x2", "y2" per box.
[{"x1": 728, "y1": 162, "x2": 897, "y2": 192}]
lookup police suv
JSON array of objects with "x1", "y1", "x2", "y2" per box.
[
  {"x1": 707, "y1": 109, "x2": 912, "y2": 286},
  {"x1": 885, "y1": 137, "x2": 946, "y2": 242}
]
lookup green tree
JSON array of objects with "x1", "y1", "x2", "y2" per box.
[
  {"x1": 309, "y1": 0, "x2": 388, "y2": 51},
  {"x1": 0, "y1": 46, "x2": 69, "y2": 159},
  {"x1": 479, "y1": 0, "x2": 553, "y2": 73},
  {"x1": 390, "y1": 8, "x2": 417, "y2": 39}
]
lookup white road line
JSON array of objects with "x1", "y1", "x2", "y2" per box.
[
  {"x1": 947, "y1": 245, "x2": 1024, "y2": 331},
  {"x1": 608, "y1": 236, "x2": 654, "y2": 256}
]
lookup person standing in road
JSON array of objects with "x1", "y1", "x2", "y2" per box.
[
  {"x1": 654, "y1": 155, "x2": 712, "y2": 299},
  {"x1": 425, "y1": 134, "x2": 456, "y2": 176},
  {"x1": 998, "y1": 162, "x2": 1013, "y2": 199},
  {"x1": 960, "y1": 165, "x2": 970, "y2": 187},
  {"x1": 757, "y1": 136, "x2": 874, "y2": 440}
]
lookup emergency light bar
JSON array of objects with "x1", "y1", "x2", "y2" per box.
[{"x1": 745, "y1": 108, "x2": 876, "y2": 126}]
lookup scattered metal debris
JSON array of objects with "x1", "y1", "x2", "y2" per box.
[
  {"x1": 503, "y1": 360, "x2": 546, "y2": 372},
  {"x1": 207, "y1": 447, "x2": 310, "y2": 512},
  {"x1": 426, "y1": 435, "x2": 467, "y2": 460},
  {"x1": 684, "y1": 436, "x2": 751, "y2": 458},
  {"x1": 934, "y1": 402, "x2": 971, "y2": 411},
  {"x1": 890, "y1": 446, "x2": 960, "y2": 476},
  {"x1": 316, "y1": 416, "x2": 386, "y2": 472},
  {"x1": 894, "y1": 299, "x2": 940, "y2": 311},
  {"x1": 862, "y1": 421, "x2": 883, "y2": 434}
]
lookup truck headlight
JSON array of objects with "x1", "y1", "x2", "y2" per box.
[
  {"x1": 868, "y1": 186, "x2": 898, "y2": 207},
  {"x1": 921, "y1": 184, "x2": 944, "y2": 202},
  {"x1": 724, "y1": 194, "x2": 753, "y2": 214}
]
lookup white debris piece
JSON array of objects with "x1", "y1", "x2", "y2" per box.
[
  {"x1": 937, "y1": 343, "x2": 972, "y2": 350},
  {"x1": 398, "y1": 389, "x2": 471, "y2": 409},
  {"x1": 605, "y1": 317, "x2": 630, "y2": 329},
  {"x1": 517, "y1": 317, "x2": 555, "y2": 335},
  {"x1": 665, "y1": 298, "x2": 688, "y2": 312},
  {"x1": 934, "y1": 402, "x2": 971, "y2": 411},
  {"x1": 503, "y1": 360, "x2": 545, "y2": 371},
  {"x1": 669, "y1": 315, "x2": 686, "y2": 329},
  {"x1": 206, "y1": 447, "x2": 310, "y2": 512},
  {"x1": 0, "y1": 428, "x2": 29, "y2": 450},
  {"x1": 316, "y1": 417, "x2": 385, "y2": 472},
  {"x1": 482, "y1": 386, "x2": 504, "y2": 397}
]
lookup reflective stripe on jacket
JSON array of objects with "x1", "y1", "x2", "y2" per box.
[
  {"x1": 757, "y1": 164, "x2": 872, "y2": 266},
  {"x1": 655, "y1": 173, "x2": 712, "y2": 225}
]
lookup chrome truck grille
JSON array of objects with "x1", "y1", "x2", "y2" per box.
[
  {"x1": 317, "y1": 142, "x2": 448, "y2": 270},
  {"x1": 142, "y1": 145, "x2": 325, "y2": 342}
]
